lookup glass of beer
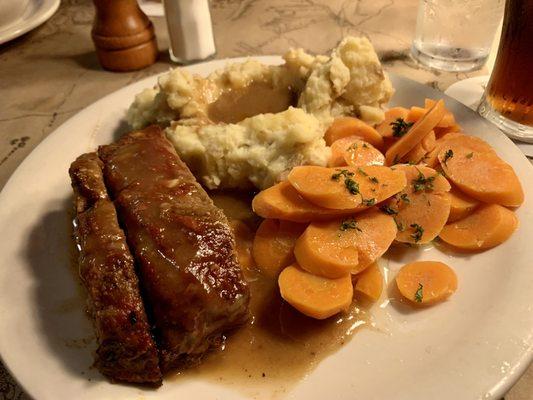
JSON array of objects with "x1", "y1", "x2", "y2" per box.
[{"x1": 478, "y1": 0, "x2": 533, "y2": 142}]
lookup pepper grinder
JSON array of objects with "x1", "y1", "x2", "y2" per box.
[{"x1": 92, "y1": 0, "x2": 158, "y2": 72}]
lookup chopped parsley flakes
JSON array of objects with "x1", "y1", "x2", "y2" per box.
[
  {"x1": 466, "y1": 152, "x2": 474, "y2": 159},
  {"x1": 391, "y1": 118, "x2": 414, "y2": 138},
  {"x1": 340, "y1": 218, "x2": 361, "y2": 232},
  {"x1": 410, "y1": 223, "x2": 424, "y2": 242},
  {"x1": 362, "y1": 198, "x2": 376, "y2": 206},
  {"x1": 412, "y1": 169, "x2": 436, "y2": 192},
  {"x1": 414, "y1": 283, "x2": 424, "y2": 302},
  {"x1": 443, "y1": 149, "x2": 454, "y2": 165},
  {"x1": 380, "y1": 205, "x2": 398, "y2": 215}
]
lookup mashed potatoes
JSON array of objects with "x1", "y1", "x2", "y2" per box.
[{"x1": 127, "y1": 36, "x2": 393, "y2": 189}]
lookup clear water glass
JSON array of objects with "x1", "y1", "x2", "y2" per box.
[{"x1": 411, "y1": 0, "x2": 504, "y2": 72}]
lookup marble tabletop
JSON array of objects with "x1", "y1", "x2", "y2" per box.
[{"x1": 0, "y1": 0, "x2": 531, "y2": 399}]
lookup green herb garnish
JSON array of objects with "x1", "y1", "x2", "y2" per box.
[
  {"x1": 345, "y1": 178, "x2": 360, "y2": 195},
  {"x1": 466, "y1": 152, "x2": 474, "y2": 159},
  {"x1": 414, "y1": 283, "x2": 424, "y2": 302},
  {"x1": 410, "y1": 223, "x2": 424, "y2": 243},
  {"x1": 340, "y1": 218, "x2": 361, "y2": 232},
  {"x1": 394, "y1": 218, "x2": 405, "y2": 232},
  {"x1": 412, "y1": 169, "x2": 436, "y2": 192},
  {"x1": 399, "y1": 193, "x2": 411, "y2": 204},
  {"x1": 380, "y1": 205, "x2": 398, "y2": 215},
  {"x1": 362, "y1": 198, "x2": 376, "y2": 206},
  {"x1": 331, "y1": 169, "x2": 354, "y2": 181},
  {"x1": 362, "y1": 143, "x2": 369, "y2": 148},
  {"x1": 391, "y1": 118, "x2": 414, "y2": 138},
  {"x1": 369, "y1": 176, "x2": 379, "y2": 184},
  {"x1": 357, "y1": 168, "x2": 368, "y2": 176},
  {"x1": 443, "y1": 149, "x2": 454, "y2": 165}
]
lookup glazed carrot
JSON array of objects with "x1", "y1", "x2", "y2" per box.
[
  {"x1": 396, "y1": 261, "x2": 457, "y2": 305},
  {"x1": 252, "y1": 181, "x2": 355, "y2": 222},
  {"x1": 383, "y1": 164, "x2": 451, "y2": 244},
  {"x1": 278, "y1": 264, "x2": 353, "y2": 320},
  {"x1": 406, "y1": 106, "x2": 426, "y2": 123},
  {"x1": 439, "y1": 204, "x2": 518, "y2": 250},
  {"x1": 385, "y1": 100, "x2": 446, "y2": 165},
  {"x1": 447, "y1": 186, "x2": 479, "y2": 223},
  {"x1": 325, "y1": 117, "x2": 384, "y2": 149},
  {"x1": 424, "y1": 98, "x2": 456, "y2": 128},
  {"x1": 328, "y1": 136, "x2": 354, "y2": 167},
  {"x1": 437, "y1": 135, "x2": 524, "y2": 207},
  {"x1": 343, "y1": 139, "x2": 385, "y2": 167},
  {"x1": 354, "y1": 262, "x2": 383, "y2": 301},
  {"x1": 294, "y1": 208, "x2": 396, "y2": 278},
  {"x1": 293, "y1": 219, "x2": 359, "y2": 278},
  {"x1": 329, "y1": 137, "x2": 384, "y2": 167},
  {"x1": 376, "y1": 107, "x2": 410, "y2": 138},
  {"x1": 252, "y1": 219, "x2": 307, "y2": 277},
  {"x1": 287, "y1": 165, "x2": 407, "y2": 210},
  {"x1": 228, "y1": 219, "x2": 255, "y2": 271},
  {"x1": 401, "y1": 130, "x2": 436, "y2": 164},
  {"x1": 424, "y1": 131, "x2": 464, "y2": 168}
]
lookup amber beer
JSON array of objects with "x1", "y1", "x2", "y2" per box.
[{"x1": 481, "y1": 0, "x2": 533, "y2": 130}]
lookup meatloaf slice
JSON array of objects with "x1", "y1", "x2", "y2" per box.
[
  {"x1": 98, "y1": 126, "x2": 250, "y2": 372},
  {"x1": 70, "y1": 153, "x2": 162, "y2": 384}
]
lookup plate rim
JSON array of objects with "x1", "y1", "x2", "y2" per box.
[
  {"x1": 0, "y1": 55, "x2": 532, "y2": 400},
  {"x1": 0, "y1": 0, "x2": 60, "y2": 45}
]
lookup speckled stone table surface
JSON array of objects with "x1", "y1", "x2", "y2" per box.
[{"x1": 0, "y1": 1, "x2": 531, "y2": 399}]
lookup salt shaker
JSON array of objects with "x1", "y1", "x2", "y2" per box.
[{"x1": 163, "y1": 0, "x2": 216, "y2": 63}]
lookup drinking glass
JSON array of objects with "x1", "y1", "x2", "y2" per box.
[
  {"x1": 411, "y1": 0, "x2": 504, "y2": 72},
  {"x1": 478, "y1": 0, "x2": 533, "y2": 143}
]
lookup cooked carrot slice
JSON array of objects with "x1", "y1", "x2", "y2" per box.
[
  {"x1": 376, "y1": 107, "x2": 410, "y2": 138},
  {"x1": 437, "y1": 135, "x2": 524, "y2": 207},
  {"x1": 328, "y1": 136, "x2": 385, "y2": 167},
  {"x1": 447, "y1": 186, "x2": 479, "y2": 223},
  {"x1": 424, "y1": 98, "x2": 456, "y2": 128},
  {"x1": 354, "y1": 262, "x2": 383, "y2": 301},
  {"x1": 424, "y1": 131, "x2": 464, "y2": 167},
  {"x1": 228, "y1": 219, "x2": 255, "y2": 271},
  {"x1": 329, "y1": 137, "x2": 384, "y2": 167},
  {"x1": 252, "y1": 219, "x2": 307, "y2": 277},
  {"x1": 396, "y1": 261, "x2": 457, "y2": 305},
  {"x1": 287, "y1": 165, "x2": 406, "y2": 210},
  {"x1": 406, "y1": 106, "x2": 426, "y2": 123},
  {"x1": 383, "y1": 164, "x2": 451, "y2": 244},
  {"x1": 278, "y1": 264, "x2": 353, "y2": 320},
  {"x1": 293, "y1": 220, "x2": 359, "y2": 278},
  {"x1": 294, "y1": 208, "x2": 396, "y2": 278},
  {"x1": 401, "y1": 130, "x2": 436, "y2": 164},
  {"x1": 329, "y1": 136, "x2": 354, "y2": 167},
  {"x1": 252, "y1": 181, "x2": 356, "y2": 222},
  {"x1": 343, "y1": 139, "x2": 385, "y2": 167},
  {"x1": 385, "y1": 100, "x2": 445, "y2": 166},
  {"x1": 325, "y1": 117, "x2": 384, "y2": 149},
  {"x1": 439, "y1": 204, "x2": 518, "y2": 250}
]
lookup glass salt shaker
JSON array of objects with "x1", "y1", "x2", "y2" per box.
[{"x1": 162, "y1": 0, "x2": 216, "y2": 63}]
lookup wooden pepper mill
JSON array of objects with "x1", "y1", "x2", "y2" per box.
[{"x1": 92, "y1": 0, "x2": 158, "y2": 72}]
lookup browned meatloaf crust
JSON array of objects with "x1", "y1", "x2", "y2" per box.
[
  {"x1": 70, "y1": 153, "x2": 162, "y2": 384},
  {"x1": 98, "y1": 126, "x2": 250, "y2": 372}
]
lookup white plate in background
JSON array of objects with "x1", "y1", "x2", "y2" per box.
[
  {"x1": 0, "y1": 56, "x2": 532, "y2": 400},
  {"x1": 0, "y1": 0, "x2": 60, "y2": 45}
]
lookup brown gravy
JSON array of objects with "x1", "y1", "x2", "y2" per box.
[
  {"x1": 171, "y1": 191, "x2": 372, "y2": 397},
  {"x1": 207, "y1": 82, "x2": 296, "y2": 124}
]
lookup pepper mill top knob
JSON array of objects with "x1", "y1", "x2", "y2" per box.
[{"x1": 92, "y1": 0, "x2": 158, "y2": 72}]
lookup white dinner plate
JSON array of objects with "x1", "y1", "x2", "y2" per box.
[
  {"x1": 0, "y1": 0, "x2": 60, "y2": 45},
  {"x1": 0, "y1": 56, "x2": 532, "y2": 400}
]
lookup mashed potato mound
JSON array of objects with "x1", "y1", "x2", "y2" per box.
[{"x1": 127, "y1": 36, "x2": 393, "y2": 189}]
